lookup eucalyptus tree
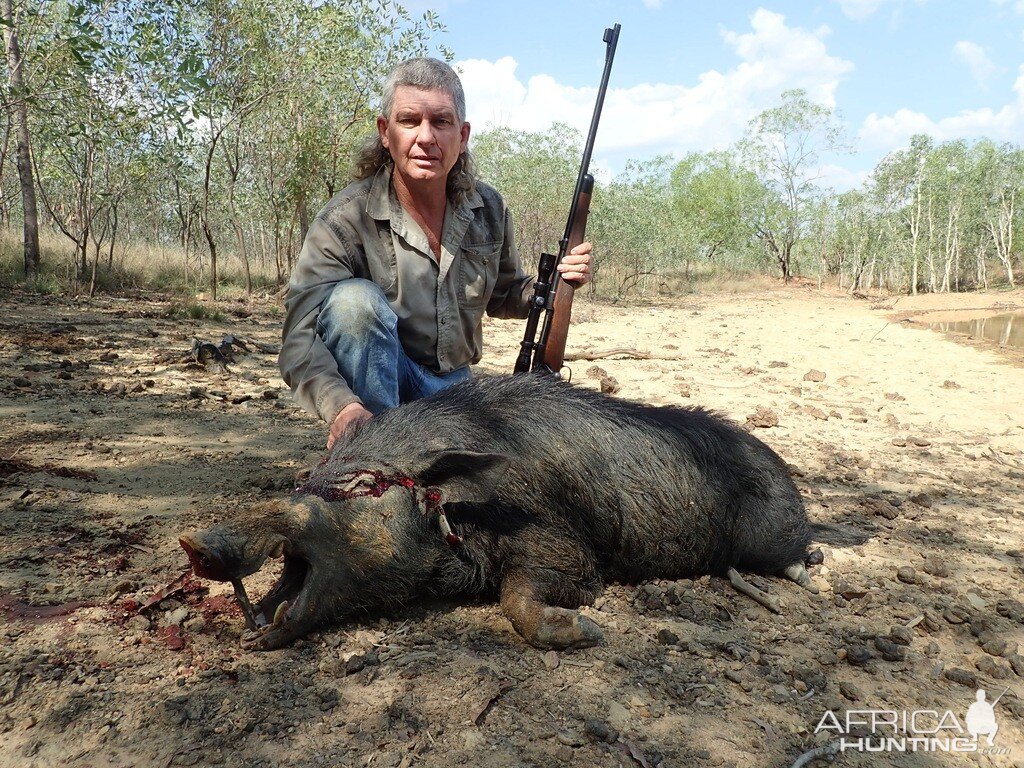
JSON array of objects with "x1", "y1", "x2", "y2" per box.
[
  {"x1": 974, "y1": 139, "x2": 1022, "y2": 287},
  {"x1": 589, "y1": 156, "x2": 682, "y2": 299},
  {"x1": 472, "y1": 123, "x2": 581, "y2": 264},
  {"x1": 183, "y1": 0, "x2": 443, "y2": 298},
  {"x1": 738, "y1": 89, "x2": 848, "y2": 281},
  {"x1": 670, "y1": 150, "x2": 766, "y2": 273},
  {"x1": 1, "y1": 0, "x2": 39, "y2": 276}
]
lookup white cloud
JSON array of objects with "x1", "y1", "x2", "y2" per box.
[
  {"x1": 953, "y1": 40, "x2": 997, "y2": 88},
  {"x1": 458, "y1": 9, "x2": 853, "y2": 165},
  {"x1": 859, "y1": 64, "x2": 1024, "y2": 149},
  {"x1": 833, "y1": 0, "x2": 927, "y2": 20}
]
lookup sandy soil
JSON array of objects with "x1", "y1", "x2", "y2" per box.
[{"x1": 1, "y1": 284, "x2": 1023, "y2": 768}]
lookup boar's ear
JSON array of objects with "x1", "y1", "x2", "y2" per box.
[{"x1": 416, "y1": 450, "x2": 511, "y2": 505}]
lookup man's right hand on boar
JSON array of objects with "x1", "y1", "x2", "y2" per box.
[{"x1": 180, "y1": 374, "x2": 816, "y2": 651}]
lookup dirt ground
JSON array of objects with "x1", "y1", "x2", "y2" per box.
[{"x1": 1, "y1": 283, "x2": 1023, "y2": 768}]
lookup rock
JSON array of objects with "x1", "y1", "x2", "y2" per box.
[
  {"x1": 165, "y1": 607, "x2": 189, "y2": 626},
  {"x1": 584, "y1": 719, "x2": 616, "y2": 743},
  {"x1": 909, "y1": 436, "x2": 931, "y2": 447},
  {"x1": 980, "y1": 638, "x2": 1011, "y2": 657},
  {"x1": 128, "y1": 615, "x2": 152, "y2": 633},
  {"x1": 965, "y1": 593, "x2": 988, "y2": 610},
  {"x1": 941, "y1": 380, "x2": 961, "y2": 389},
  {"x1": 896, "y1": 567, "x2": 918, "y2": 585},
  {"x1": 806, "y1": 549, "x2": 825, "y2": 566},
  {"x1": 543, "y1": 651, "x2": 560, "y2": 670},
  {"x1": 975, "y1": 656, "x2": 1010, "y2": 680},
  {"x1": 943, "y1": 668, "x2": 978, "y2": 688},
  {"x1": 889, "y1": 627, "x2": 914, "y2": 646},
  {"x1": 943, "y1": 606, "x2": 971, "y2": 625},
  {"x1": 599, "y1": 375, "x2": 620, "y2": 395},
  {"x1": 803, "y1": 369, "x2": 826, "y2": 382},
  {"x1": 839, "y1": 681, "x2": 863, "y2": 701},
  {"x1": 607, "y1": 701, "x2": 630, "y2": 730},
  {"x1": 910, "y1": 493, "x2": 935, "y2": 509},
  {"x1": 884, "y1": 392, "x2": 905, "y2": 401},
  {"x1": 921, "y1": 556, "x2": 948, "y2": 577},
  {"x1": 746, "y1": 407, "x2": 779, "y2": 429},
  {"x1": 805, "y1": 406, "x2": 829, "y2": 421},
  {"x1": 996, "y1": 600, "x2": 1024, "y2": 624},
  {"x1": 1008, "y1": 655, "x2": 1024, "y2": 677},
  {"x1": 556, "y1": 730, "x2": 585, "y2": 747},
  {"x1": 657, "y1": 628, "x2": 679, "y2": 646},
  {"x1": 845, "y1": 645, "x2": 872, "y2": 666},
  {"x1": 343, "y1": 653, "x2": 367, "y2": 675},
  {"x1": 585, "y1": 365, "x2": 608, "y2": 379},
  {"x1": 874, "y1": 637, "x2": 906, "y2": 662}
]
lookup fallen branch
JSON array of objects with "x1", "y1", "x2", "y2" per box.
[
  {"x1": 789, "y1": 740, "x2": 840, "y2": 768},
  {"x1": 564, "y1": 347, "x2": 652, "y2": 362}
]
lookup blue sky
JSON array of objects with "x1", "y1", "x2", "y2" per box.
[{"x1": 408, "y1": 0, "x2": 1024, "y2": 189}]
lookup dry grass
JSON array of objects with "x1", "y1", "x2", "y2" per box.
[{"x1": 0, "y1": 227, "x2": 280, "y2": 298}]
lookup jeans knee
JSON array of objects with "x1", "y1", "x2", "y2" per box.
[{"x1": 320, "y1": 279, "x2": 395, "y2": 337}]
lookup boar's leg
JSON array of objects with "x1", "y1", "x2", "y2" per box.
[
  {"x1": 783, "y1": 562, "x2": 820, "y2": 594},
  {"x1": 726, "y1": 567, "x2": 782, "y2": 614},
  {"x1": 500, "y1": 568, "x2": 603, "y2": 651}
]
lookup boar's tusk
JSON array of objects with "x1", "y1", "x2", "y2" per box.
[
  {"x1": 231, "y1": 578, "x2": 259, "y2": 630},
  {"x1": 272, "y1": 600, "x2": 290, "y2": 628}
]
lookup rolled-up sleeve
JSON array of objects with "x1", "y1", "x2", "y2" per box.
[
  {"x1": 485, "y1": 206, "x2": 533, "y2": 320},
  {"x1": 279, "y1": 216, "x2": 361, "y2": 424}
]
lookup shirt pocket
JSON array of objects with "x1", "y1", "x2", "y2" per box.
[
  {"x1": 366, "y1": 223, "x2": 398, "y2": 298},
  {"x1": 459, "y1": 242, "x2": 499, "y2": 308}
]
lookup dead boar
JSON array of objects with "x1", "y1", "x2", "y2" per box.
[{"x1": 180, "y1": 374, "x2": 816, "y2": 651}]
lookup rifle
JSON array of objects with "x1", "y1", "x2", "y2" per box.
[{"x1": 513, "y1": 23, "x2": 620, "y2": 376}]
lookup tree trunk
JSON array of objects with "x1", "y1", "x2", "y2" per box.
[{"x1": 2, "y1": 0, "x2": 40, "y2": 278}]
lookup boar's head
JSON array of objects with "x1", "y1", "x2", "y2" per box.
[{"x1": 180, "y1": 449, "x2": 509, "y2": 650}]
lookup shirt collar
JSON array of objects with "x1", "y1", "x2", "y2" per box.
[{"x1": 365, "y1": 164, "x2": 484, "y2": 222}]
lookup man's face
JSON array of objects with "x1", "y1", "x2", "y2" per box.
[{"x1": 378, "y1": 85, "x2": 470, "y2": 188}]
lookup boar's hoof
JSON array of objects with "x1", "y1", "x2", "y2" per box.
[
  {"x1": 783, "y1": 562, "x2": 820, "y2": 594},
  {"x1": 533, "y1": 607, "x2": 604, "y2": 650}
]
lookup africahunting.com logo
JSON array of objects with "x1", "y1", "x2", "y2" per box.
[{"x1": 815, "y1": 687, "x2": 1012, "y2": 755}]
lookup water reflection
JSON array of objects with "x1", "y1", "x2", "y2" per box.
[{"x1": 927, "y1": 312, "x2": 1024, "y2": 349}]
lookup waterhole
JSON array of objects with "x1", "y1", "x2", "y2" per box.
[{"x1": 927, "y1": 312, "x2": 1024, "y2": 349}]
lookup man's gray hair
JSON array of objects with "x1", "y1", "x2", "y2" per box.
[
  {"x1": 352, "y1": 57, "x2": 476, "y2": 203},
  {"x1": 382, "y1": 57, "x2": 466, "y2": 123}
]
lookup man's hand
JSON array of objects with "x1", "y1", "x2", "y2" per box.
[
  {"x1": 557, "y1": 242, "x2": 594, "y2": 287},
  {"x1": 328, "y1": 402, "x2": 373, "y2": 449}
]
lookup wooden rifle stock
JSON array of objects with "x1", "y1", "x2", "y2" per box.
[{"x1": 539, "y1": 180, "x2": 592, "y2": 372}]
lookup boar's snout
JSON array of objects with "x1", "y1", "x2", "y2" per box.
[{"x1": 179, "y1": 533, "x2": 230, "y2": 581}]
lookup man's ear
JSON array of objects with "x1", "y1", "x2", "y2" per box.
[{"x1": 415, "y1": 450, "x2": 511, "y2": 504}]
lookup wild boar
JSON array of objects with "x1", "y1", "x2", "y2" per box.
[{"x1": 180, "y1": 374, "x2": 815, "y2": 651}]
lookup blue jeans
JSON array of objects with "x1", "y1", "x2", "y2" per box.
[{"x1": 316, "y1": 279, "x2": 471, "y2": 414}]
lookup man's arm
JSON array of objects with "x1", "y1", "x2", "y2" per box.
[{"x1": 279, "y1": 216, "x2": 364, "y2": 426}]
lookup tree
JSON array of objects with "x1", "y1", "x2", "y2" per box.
[
  {"x1": 739, "y1": 89, "x2": 848, "y2": 281},
  {"x1": 1, "y1": 0, "x2": 40, "y2": 277},
  {"x1": 670, "y1": 150, "x2": 765, "y2": 272}
]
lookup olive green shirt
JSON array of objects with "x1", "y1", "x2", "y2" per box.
[{"x1": 279, "y1": 166, "x2": 534, "y2": 424}]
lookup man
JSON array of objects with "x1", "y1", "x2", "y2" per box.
[{"x1": 279, "y1": 58, "x2": 593, "y2": 447}]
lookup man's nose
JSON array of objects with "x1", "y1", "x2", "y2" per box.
[{"x1": 415, "y1": 119, "x2": 436, "y2": 144}]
